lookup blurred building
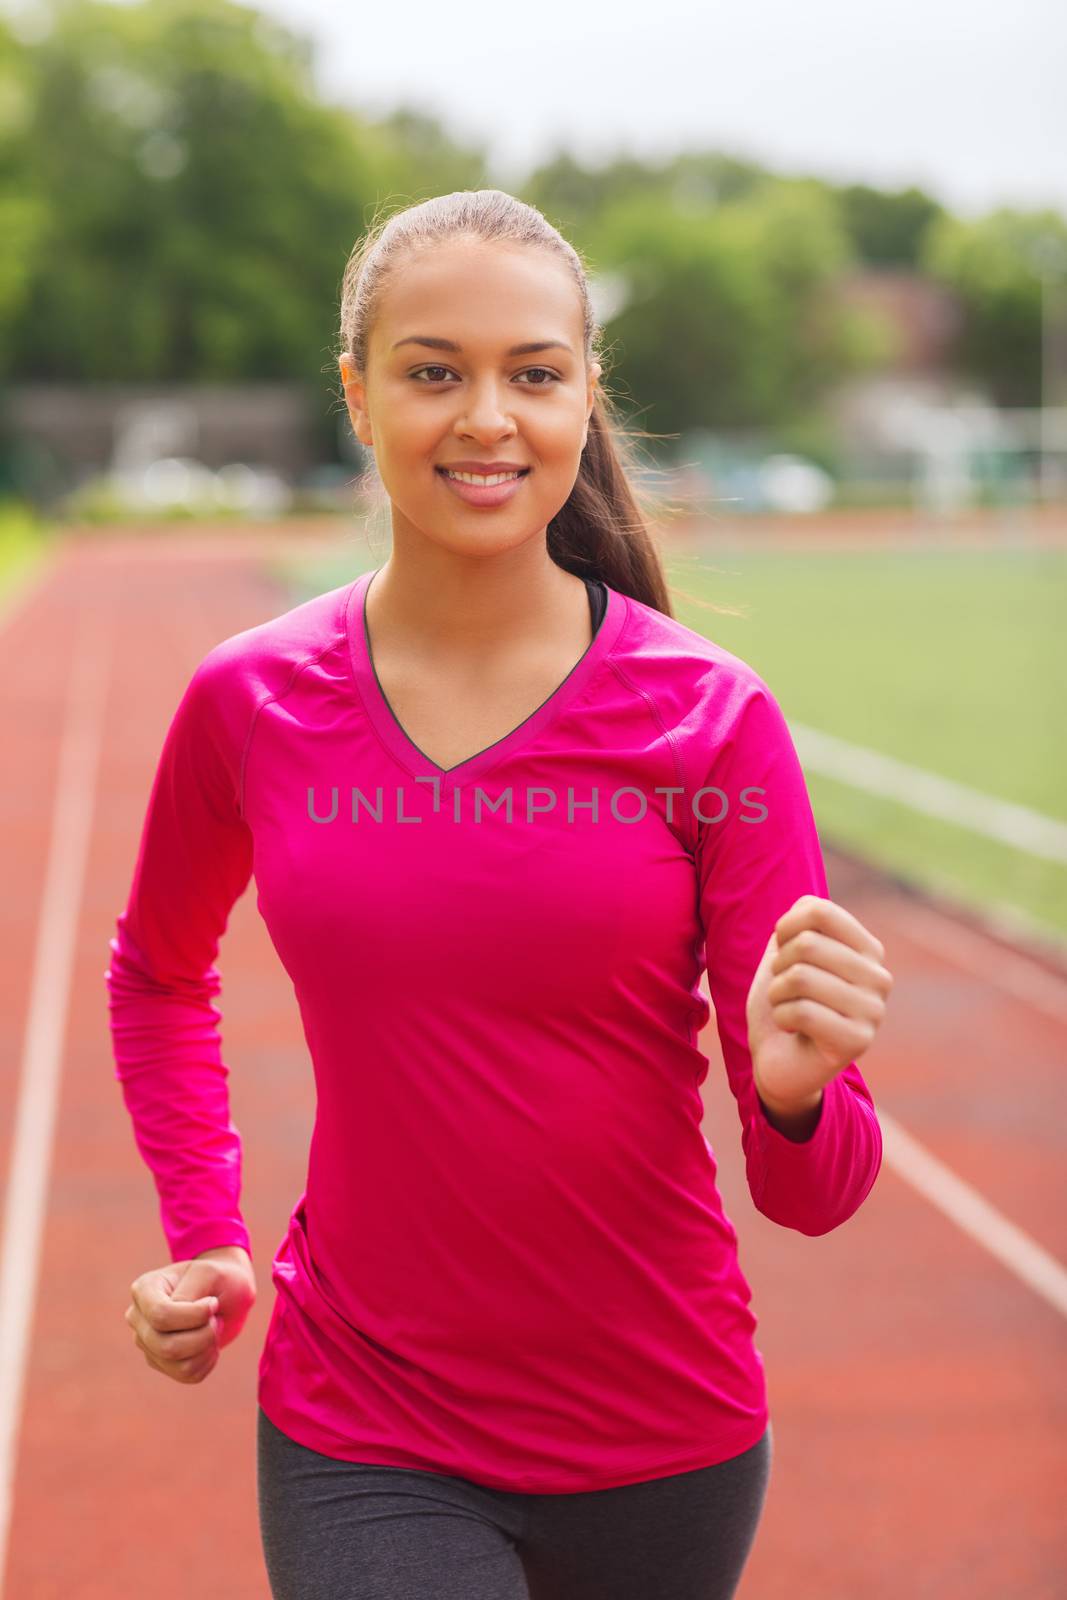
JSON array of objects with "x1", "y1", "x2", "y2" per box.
[
  {"x1": 0, "y1": 383, "x2": 339, "y2": 509},
  {"x1": 840, "y1": 268, "x2": 963, "y2": 376},
  {"x1": 829, "y1": 268, "x2": 966, "y2": 459},
  {"x1": 822, "y1": 269, "x2": 1054, "y2": 508}
]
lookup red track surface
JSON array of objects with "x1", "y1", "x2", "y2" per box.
[{"x1": 2, "y1": 530, "x2": 1064, "y2": 1597}]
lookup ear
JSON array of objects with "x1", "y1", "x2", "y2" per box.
[
  {"x1": 339, "y1": 354, "x2": 373, "y2": 449},
  {"x1": 583, "y1": 360, "x2": 602, "y2": 446}
]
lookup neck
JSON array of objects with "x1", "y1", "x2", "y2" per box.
[{"x1": 365, "y1": 543, "x2": 588, "y2": 658}]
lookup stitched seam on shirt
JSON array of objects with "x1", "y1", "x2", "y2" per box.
[
  {"x1": 603, "y1": 659, "x2": 695, "y2": 855},
  {"x1": 238, "y1": 632, "x2": 348, "y2": 820},
  {"x1": 338, "y1": 573, "x2": 456, "y2": 781},
  {"x1": 339, "y1": 616, "x2": 439, "y2": 781}
]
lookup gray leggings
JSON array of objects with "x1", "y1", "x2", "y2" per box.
[{"x1": 256, "y1": 1406, "x2": 773, "y2": 1599}]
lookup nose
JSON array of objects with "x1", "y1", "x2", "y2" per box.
[{"x1": 454, "y1": 377, "x2": 518, "y2": 440}]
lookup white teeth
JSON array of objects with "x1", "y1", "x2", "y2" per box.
[{"x1": 444, "y1": 470, "x2": 523, "y2": 486}]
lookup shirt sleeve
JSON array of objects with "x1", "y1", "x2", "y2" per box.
[
  {"x1": 105, "y1": 646, "x2": 256, "y2": 1264},
  {"x1": 696, "y1": 678, "x2": 883, "y2": 1237}
]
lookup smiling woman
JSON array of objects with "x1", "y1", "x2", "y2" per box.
[
  {"x1": 107, "y1": 187, "x2": 889, "y2": 1600},
  {"x1": 335, "y1": 190, "x2": 672, "y2": 620}
]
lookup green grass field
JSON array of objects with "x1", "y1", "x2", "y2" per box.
[
  {"x1": 0, "y1": 502, "x2": 52, "y2": 608},
  {"x1": 669, "y1": 542, "x2": 1066, "y2": 949},
  {"x1": 264, "y1": 535, "x2": 1067, "y2": 953}
]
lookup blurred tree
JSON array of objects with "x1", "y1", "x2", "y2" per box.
[
  {"x1": 6, "y1": 0, "x2": 1061, "y2": 444},
  {"x1": 3, "y1": 0, "x2": 487, "y2": 385},
  {"x1": 666, "y1": 151, "x2": 776, "y2": 209},
  {"x1": 581, "y1": 178, "x2": 884, "y2": 440},
  {"x1": 835, "y1": 182, "x2": 945, "y2": 266},
  {"x1": 0, "y1": 18, "x2": 46, "y2": 370},
  {"x1": 523, "y1": 146, "x2": 774, "y2": 251},
  {"x1": 369, "y1": 105, "x2": 490, "y2": 201},
  {"x1": 920, "y1": 206, "x2": 1067, "y2": 405}
]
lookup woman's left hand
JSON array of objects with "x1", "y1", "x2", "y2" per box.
[{"x1": 746, "y1": 894, "x2": 893, "y2": 1118}]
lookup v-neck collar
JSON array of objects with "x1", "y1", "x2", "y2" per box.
[{"x1": 343, "y1": 567, "x2": 627, "y2": 789}]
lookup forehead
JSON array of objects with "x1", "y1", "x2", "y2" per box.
[{"x1": 376, "y1": 240, "x2": 582, "y2": 351}]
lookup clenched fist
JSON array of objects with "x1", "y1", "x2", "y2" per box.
[
  {"x1": 746, "y1": 894, "x2": 893, "y2": 1135},
  {"x1": 124, "y1": 1244, "x2": 256, "y2": 1385}
]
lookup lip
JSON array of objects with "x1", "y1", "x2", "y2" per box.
[
  {"x1": 436, "y1": 466, "x2": 529, "y2": 508},
  {"x1": 438, "y1": 461, "x2": 530, "y2": 473}
]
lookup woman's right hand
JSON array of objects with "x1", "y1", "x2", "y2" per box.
[{"x1": 125, "y1": 1244, "x2": 257, "y2": 1384}]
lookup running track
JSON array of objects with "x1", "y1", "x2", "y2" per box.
[{"x1": 0, "y1": 529, "x2": 1064, "y2": 1597}]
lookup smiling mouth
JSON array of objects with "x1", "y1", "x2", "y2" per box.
[{"x1": 436, "y1": 468, "x2": 531, "y2": 484}]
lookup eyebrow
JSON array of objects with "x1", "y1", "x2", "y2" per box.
[{"x1": 391, "y1": 336, "x2": 575, "y2": 357}]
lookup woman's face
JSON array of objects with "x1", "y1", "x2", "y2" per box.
[{"x1": 339, "y1": 239, "x2": 601, "y2": 559}]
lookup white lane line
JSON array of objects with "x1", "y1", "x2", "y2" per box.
[
  {"x1": 879, "y1": 1109, "x2": 1067, "y2": 1320},
  {"x1": 698, "y1": 954, "x2": 1067, "y2": 1319},
  {"x1": 0, "y1": 588, "x2": 113, "y2": 1594},
  {"x1": 793, "y1": 722, "x2": 1067, "y2": 865}
]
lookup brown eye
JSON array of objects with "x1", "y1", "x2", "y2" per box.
[{"x1": 410, "y1": 365, "x2": 560, "y2": 386}]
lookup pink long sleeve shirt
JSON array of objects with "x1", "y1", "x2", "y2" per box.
[{"x1": 106, "y1": 568, "x2": 882, "y2": 1492}]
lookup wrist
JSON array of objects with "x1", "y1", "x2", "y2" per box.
[{"x1": 756, "y1": 1084, "x2": 824, "y2": 1142}]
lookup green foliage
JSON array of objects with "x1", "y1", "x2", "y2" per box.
[
  {"x1": 920, "y1": 207, "x2": 1067, "y2": 405},
  {"x1": 0, "y1": 20, "x2": 46, "y2": 364},
  {"x1": 524, "y1": 148, "x2": 775, "y2": 250},
  {"x1": 583, "y1": 178, "x2": 876, "y2": 437},
  {"x1": 835, "y1": 182, "x2": 945, "y2": 266},
  {"x1": 2, "y1": 0, "x2": 1063, "y2": 448},
  {"x1": 3, "y1": 0, "x2": 486, "y2": 385}
]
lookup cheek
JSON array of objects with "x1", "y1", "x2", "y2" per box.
[
  {"x1": 540, "y1": 399, "x2": 586, "y2": 443},
  {"x1": 526, "y1": 422, "x2": 583, "y2": 475}
]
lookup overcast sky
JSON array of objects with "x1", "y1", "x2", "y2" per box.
[{"x1": 246, "y1": 0, "x2": 1065, "y2": 219}]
